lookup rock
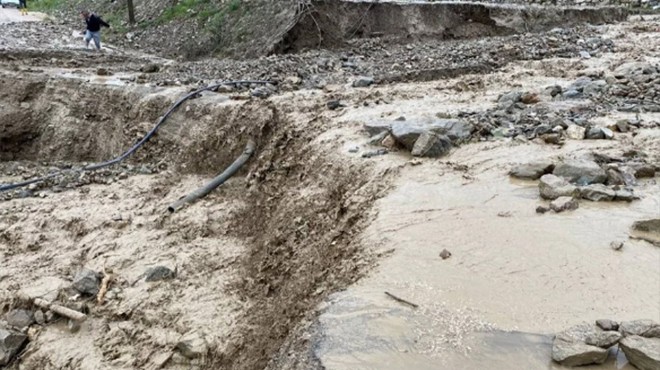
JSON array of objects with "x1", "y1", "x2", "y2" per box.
[
  {"x1": 619, "y1": 320, "x2": 660, "y2": 338},
  {"x1": 631, "y1": 164, "x2": 656, "y2": 178},
  {"x1": 601, "y1": 127, "x2": 614, "y2": 139},
  {"x1": 563, "y1": 89, "x2": 581, "y2": 99},
  {"x1": 327, "y1": 100, "x2": 343, "y2": 110},
  {"x1": 550, "y1": 196, "x2": 579, "y2": 212},
  {"x1": 542, "y1": 134, "x2": 562, "y2": 145},
  {"x1": 615, "y1": 189, "x2": 637, "y2": 202},
  {"x1": 34, "y1": 310, "x2": 45, "y2": 325},
  {"x1": 616, "y1": 120, "x2": 630, "y2": 133},
  {"x1": 606, "y1": 168, "x2": 626, "y2": 186},
  {"x1": 566, "y1": 125, "x2": 586, "y2": 140},
  {"x1": 614, "y1": 62, "x2": 657, "y2": 77},
  {"x1": 509, "y1": 161, "x2": 555, "y2": 180},
  {"x1": 552, "y1": 339, "x2": 607, "y2": 366},
  {"x1": 362, "y1": 149, "x2": 388, "y2": 158},
  {"x1": 520, "y1": 92, "x2": 539, "y2": 104},
  {"x1": 497, "y1": 90, "x2": 522, "y2": 108},
  {"x1": 536, "y1": 206, "x2": 550, "y2": 214},
  {"x1": 553, "y1": 159, "x2": 606, "y2": 185},
  {"x1": 140, "y1": 64, "x2": 160, "y2": 73},
  {"x1": 364, "y1": 122, "x2": 391, "y2": 136},
  {"x1": 348, "y1": 147, "x2": 359, "y2": 153},
  {"x1": 44, "y1": 311, "x2": 55, "y2": 323},
  {"x1": 586, "y1": 127, "x2": 605, "y2": 140},
  {"x1": 381, "y1": 134, "x2": 397, "y2": 149},
  {"x1": 251, "y1": 86, "x2": 274, "y2": 99},
  {"x1": 619, "y1": 336, "x2": 660, "y2": 370},
  {"x1": 145, "y1": 266, "x2": 176, "y2": 282},
  {"x1": 352, "y1": 76, "x2": 374, "y2": 88},
  {"x1": 67, "y1": 319, "x2": 80, "y2": 333},
  {"x1": 411, "y1": 132, "x2": 452, "y2": 158},
  {"x1": 610, "y1": 241, "x2": 624, "y2": 251},
  {"x1": 176, "y1": 332, "x2": 208, "y2": 359},
  {"x1": 579, "y1": 51, "x2": 591, "y2": 59},
  {"x1": 391, "y1": 122, "x2": 425, "y2": 150},
  {"x1": 630, "y1": 220, "x2": 660, "y2": 246},
  {"x1": 585, "y1": 330, "x2": 622, "y2": 348},
  {"x1": 96, "y1": 68, "x2": 111, "y2": 76},
  {"x1": 580, "y1": 184, "x2": 616, "y2": 201},
  {"x1": 439, "y1": 249, "x2": 452, "y2": 259},
  {"x1": 5, "y1": 309, "x2": 34, "y2": 329},
  {"x1": 546, "y1": 85, "x2": 563, "y2": 97},
  {"x1": 539, "y1": 174, "x2": 579, "y2": 200},
  {"x1": 429, "y1": 119, "x2": 472, "y2": 142},
  {"x1": 0, "y1": 329, "x2": 28, "y2": 366},
  {"x1": 72, "y1": 268, "x2": 101, "y2": 295},
  {"x1": 583, "y1": 80, "x2": 607, "y2": 96},
  {"x1": 596, "y1": 319, "x2": 619, "y2": 331}
]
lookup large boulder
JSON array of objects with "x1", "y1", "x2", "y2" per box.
[
  {"x1": 0, "y1": 329, "x2": 28, "y2": 366},
  {"x1": 580, "y1": 184, "x2": 616, "y2": 201},
  {"x1": 429, "y1": 119, "x2": 472, "y2": 142},
  {"x1": 552, "y1": 340, "x2": 608, "y2": 367},
  {"x1": 619, "y1": 320, "x2": 660, "y2": 338},
  {"x1": 553, "y1": 159, "x2": 607, "y2": 185},
  {"x1": 411, "y1": 132, "x2": 452, "y2": 158},
  {"x1": 630, "y1": 220, "x2": 660, "y2": 247},
  {"x1": 619, "y1": 336, "x2": 660, "y2": 370},
  {"x1": 510, "y1": 161, "x2": 555, "y2": 180},
  {"x1": 539, "y1": 174, "x2": 579, "y2": 200},
  {"x1": 391, "y1": 119, "x2": 471, "y2": 150},
  {"x1": 391, "y1": 122, "x2": 426, "y2": 150}
]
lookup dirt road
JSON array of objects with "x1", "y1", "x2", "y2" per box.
[{"x1": 0, "y1": 7, "x2": 45, "y2": 24}]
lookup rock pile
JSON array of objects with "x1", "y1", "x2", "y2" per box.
[
  {"x1": 364, "y1": 118, "x2": 473, "y2": 158},
  {"x1": 552, "y1": 320, "x2": 660, "y2": 370}
]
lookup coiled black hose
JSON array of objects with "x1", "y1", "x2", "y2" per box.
[{"x1": 0, "y1": 80, "x2": 272, "y2": 192}]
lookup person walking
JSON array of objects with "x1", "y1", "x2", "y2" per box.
[
  {"x1": 80, "y1": 10, "x2": 110, "y2": 51},
  {"x1": 19, "y1": 0, "x2": 27, "y2": 15}
]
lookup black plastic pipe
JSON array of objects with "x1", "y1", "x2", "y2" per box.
[
  {"x1": 167, "y1": 139, "x2": 255, "y2": 213},
  {"x1": 0, "y1": 80, "x2": 272, "y2": 192}
]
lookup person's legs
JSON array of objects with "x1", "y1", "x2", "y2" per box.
[
  {"x1": 84, "y1": 31, "x2": 93, "y2": 49},
  {"x1": 92, "y1": 31, "x2": 101, "y2": 50}
]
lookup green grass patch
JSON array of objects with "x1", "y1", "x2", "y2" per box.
[{"x1": 29, "y1": 0, "x2": 65, "y2": 12}]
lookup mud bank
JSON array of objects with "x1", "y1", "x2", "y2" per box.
[
  {"x1": 0, "y1": 73, "x2": 391, "y2": 370},
  {"x1": 277, "y1": 0, "x2": 628, "y2": 52}
]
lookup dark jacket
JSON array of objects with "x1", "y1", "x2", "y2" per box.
[{"x1": 85, "y1": 14, "x2": 110, "y2": 32}]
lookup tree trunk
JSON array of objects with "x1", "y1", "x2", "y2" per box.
[{"x1": 127, "y1": 0, "x2": 136, "y2": 24}]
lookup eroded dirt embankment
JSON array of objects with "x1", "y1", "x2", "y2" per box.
[{"x1": 0, "y1": 72, "x2": 391, "y2": 370}]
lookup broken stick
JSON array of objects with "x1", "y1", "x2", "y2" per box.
[
  {"x1": 384, "y1": 291, "x2": 419, "y2": 309},
  {"x1": 97, "y1": 267, "x2": 114, "y2": 305},
  {"x1": 18, "y1": 293, "x2": 87, "y2": 321}
]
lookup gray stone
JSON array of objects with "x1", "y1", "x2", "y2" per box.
[
  {"x1": 176, "y1": 332, "x2": 208, "y2": 359},
  {"x1": 45, "y1": 311, "x2": 55, "y2": 323},
  {"x1": 553, "y1": 159, "x2": 607, "y2": 185},
  {"x1": 509, "y1": 161, "x2": 555, "y2": 180},
  {"x1": 583, "y1": 80, "x2": 607, "y2": 96},
  {"x1": 145, "y1": 266, "x2": 176, "y2": 282},
  {"x1": 539, "y1": 174, "x2": 579, "y2": 200},
  {"x1": 619, "y1": 336, "x2": 660, "y2": 370},
  {"x1": 580, "y1": 184, "x2": 616, "y2": 201},
  {"x1": 596, "y1": 319, "x2": 619, "y2": 331},
  {"x1": 362, "y1": 149, "x2": 388, "y2": 158},
  {"x1": 364, "y1": 122, "x2": 391, "y2": 137},
  {"x1": 34, "y1": 310, "x2": 45, "y2": 325},
  {"x1": 497, "y1": 90, "x2": 522, "y2": 108},
  {"x1": 0, "y1": 329, "x2": 27, "y2": 366},
  {"x1": 536, "y1": 206, "x2": 550, "y2": 214},
  {"x1": 550, "y1": 197, "x2": 579, "y2": 212},
  {"x1": 391, "y1": 122, "x2": 425, "y2": 150},
  {"x1": 72, "y1": 268, "x2": 101, "y2": 295},
  {"x1": 552, "y1": 339, "x2": 607, "y2": 366},
  {"x1": 67, "y1": 319, "x2": 81, "y2": 333},
  {"x1": 632, "y1": 163, "x2": 656, "y2": 178},
  {"x1": 585, "y1": 330, "x2": 622, "y2": 348},
  {"x1": 615, "y1": 189, "x2": 638, "y2": 202},
  {"x1": 614, "y1": 62, "x2": 657, "y2": 77},
  {"x1": 563, "y1": 89, "x2": 581, "y2": 99},
  {"x1": 620, "y1": 320, "x2": 660, "y2": 338},
  {"x1": 411, "y1": 132, "x2": 452, "y2": 158},
  {"x1": 439, "y1": 249, "x2": 452, "y2": 259},
  {"x1": 607, "y1": 168, "x2": 626, "y2": 186},
  {"x1": 579, "y1": 51, "x2": 591, "y2": 59},
  {"x1": 565, "y1": 125, "x2": 586, "y2": 140},
  {"x1": 429, "y1": 119, "x2": 472, "y2": 142},
  {"x1": 630, "y1": 220, "x2": 660, "y2": 247},
  {"x1": 586, "y1": 127, "x2": 605, "y2": 140},
  {"x1": 352, "y1": 76, "x2": 374, "y2": 88},
  {"x1": 601, "y1": 127, "x2": 614, "y2": 140},
  {"x1": 5, "y1": 309, "x2": 34, "y2": 329}
]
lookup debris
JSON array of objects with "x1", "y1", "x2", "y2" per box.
[
  {"x1": 384, "y1": 291, "x2": 419, "y2": 309},
  {"x1": 17, "y1": 293, "x2": 87, "y2": 322},
  {"x1": 439, "y1": 249, "x2": 452, "y2": 259},
  {"x1": 97, "y1": 268, "x2": 114, "y2": 305}
]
